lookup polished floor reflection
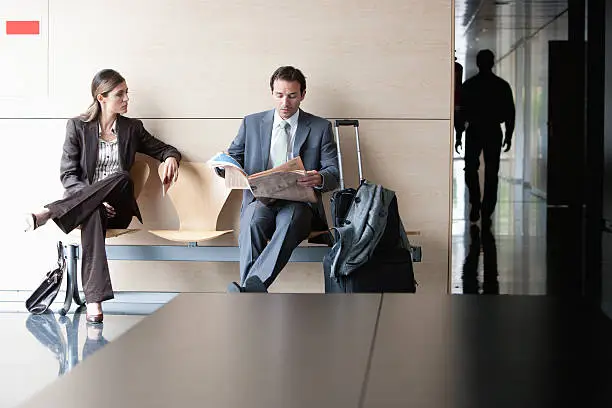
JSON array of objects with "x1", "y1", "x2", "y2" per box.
[
  {"x1": 451, "y1": 159, "x2": 547, "y2": 295},
  {"x1": 0, "y1": 292, "x2": 174, "y2": 408},
  {"x1": 17, "y1": 294, "x2": 612, "y2": 408}
]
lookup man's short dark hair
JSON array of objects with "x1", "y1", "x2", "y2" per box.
[
  {"x1": 476, "y1": 49, "x2": 495, "y2": 71},
  {"x1": 270, "y1": 66, "x2": 307, "y2": 95}
]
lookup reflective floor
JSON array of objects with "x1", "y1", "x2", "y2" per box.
[
  {"x1": 451, "y1": 159, "x2": 547, "y2": 295},
  {"x1": 0, "y1": 292, "x2": 175, "y2": 408}
]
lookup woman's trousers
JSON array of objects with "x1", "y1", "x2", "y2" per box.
[{"x1": 45, "y1": 171, "x2": 141, "y2": 303}]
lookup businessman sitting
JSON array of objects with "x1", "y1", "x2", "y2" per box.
[{"x1": 222, "y1": 66, "x2": 339, "y2": 292}]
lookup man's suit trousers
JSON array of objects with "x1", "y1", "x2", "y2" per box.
[{"x1": 239, "y1": 200, "x2": 313, "y2": 288}]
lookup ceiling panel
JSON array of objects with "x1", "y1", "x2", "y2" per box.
[{"x1": 455, "y1": 0, "x2": 568, "y2": 77}]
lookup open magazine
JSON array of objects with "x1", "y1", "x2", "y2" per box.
[{"x1": 208, "y1": 152, "x2": 317, "y2": 203}]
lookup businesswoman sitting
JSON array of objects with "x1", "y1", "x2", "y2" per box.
[{"x1": 25, "y1": 69, "x2": 181, "y2": 323}]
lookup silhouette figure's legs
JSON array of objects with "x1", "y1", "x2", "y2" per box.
[
  {"x1": 481, "y1": 131, "x2": 503, "y2": 221},
  {"x1": 464, "y1": 132, "x2": 483, "y2": 222}
]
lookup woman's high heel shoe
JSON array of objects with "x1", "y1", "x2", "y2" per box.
[
  {"x1": 24, "y1": 214, "x2": 38, "y2": 232},
  {"x1": 86, "y1": 312, "x2": 103, "y2": 324},
  {"x1": 86, "y1": 303, "x2": 103, "y2": 324}
]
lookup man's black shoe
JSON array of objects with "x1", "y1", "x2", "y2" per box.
[
  {"x1": 469, "y1": 207, "x2": 480, "y2": 223},
  {"x1": 481, "y1": 216, "x2": 493, "y2": 229},
  {"x1": 244, "y1": 276, "x2": 268, "y2": 293},
  {"x1": 227, "y1": 276, "x2": 268, "y2": 293}
]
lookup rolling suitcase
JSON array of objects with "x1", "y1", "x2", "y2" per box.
[
  {"x1": 329, "y1": 120, "x2": 363, "y2": 231},
  {"x1": 324, "y1": 120, "x2": 416, "y2": 293}
]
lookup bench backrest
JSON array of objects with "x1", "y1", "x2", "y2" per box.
[
  {"x1": 157, "y1": 162, "x2": 231, "y2": 231},
  {"x1": 130, "y1": 159, "x2": 150, "y2": 199}
]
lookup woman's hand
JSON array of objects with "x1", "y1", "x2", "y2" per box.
[
  {"x1": 102, "y1": 202, "x2": 116, "y2": 218},
  {"x1": 162, "y1": 157, "x2": 179, "y2": 185}
]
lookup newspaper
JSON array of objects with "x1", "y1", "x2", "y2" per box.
[{"x1": 208, "y1": 152, "x2": 317, "y2": 203}]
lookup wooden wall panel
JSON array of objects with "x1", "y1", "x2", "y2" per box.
[
  {"x1": 0, "y1": 0, "x2": 451, "y2": 119},
  {"x1": 0, "y1": 0, "x2": 453, "y2": 294}
]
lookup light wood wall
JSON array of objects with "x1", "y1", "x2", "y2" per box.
[{"x1": 0, "y1": 0, "x2": 453, "y2": 294}]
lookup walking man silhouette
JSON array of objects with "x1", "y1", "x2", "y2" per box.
[{"x1": 455, "y1": 49, "x2": 515, "y2": 224}]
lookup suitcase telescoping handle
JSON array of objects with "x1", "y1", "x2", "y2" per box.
[{"x1": 333, "y1": 119, "x2": 363, "y2": 190}]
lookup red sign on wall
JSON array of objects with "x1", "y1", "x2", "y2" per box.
[{"x1": 6, "y1": 20, "x2": 40, "y2": 35}]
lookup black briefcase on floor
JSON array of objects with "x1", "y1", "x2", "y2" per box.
[{"x1": 26, "y1": 242, "x2": 65, "y2": 314}]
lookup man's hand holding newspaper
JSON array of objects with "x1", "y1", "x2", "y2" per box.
[
  {"x1": 207, "y1": 152, "x2": 318, "y2": 203},
  {"x1": 297, "y1": 170, "x2": 323, "y2": 188}
]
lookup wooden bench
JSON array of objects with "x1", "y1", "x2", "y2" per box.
[{"x1": 58, "y1": 161, "x2": 422, "y2": 314}]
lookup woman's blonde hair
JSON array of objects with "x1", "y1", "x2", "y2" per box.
[{"x1": 81, "y1": 69, "x2": 126, "y2": 122}]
